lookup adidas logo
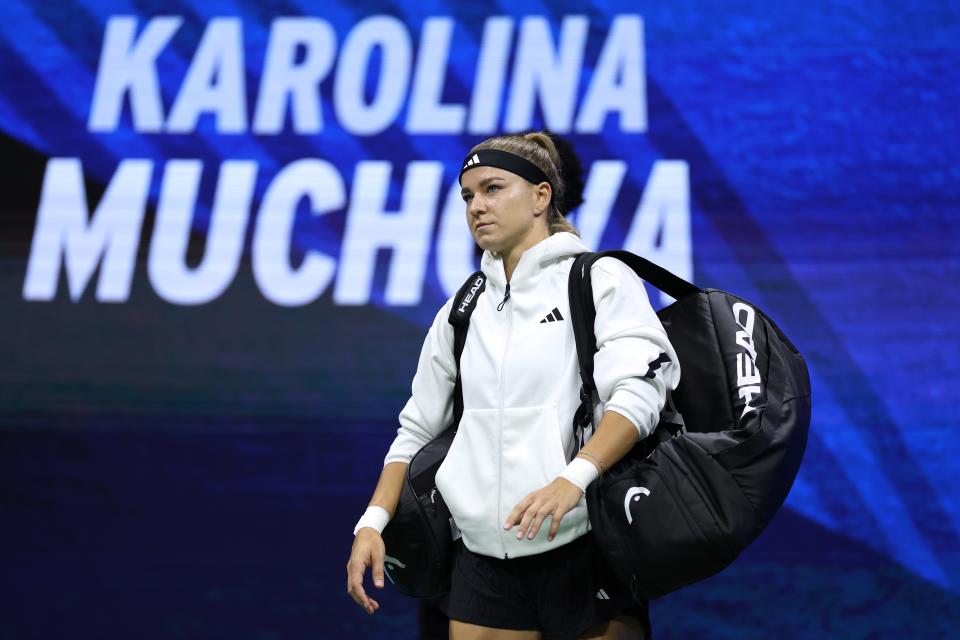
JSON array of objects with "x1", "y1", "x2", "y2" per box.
[
  {"x1": 596, "y1": 588, "x2": 610, "y2": 600},
  {"x1": 643, "y1": 352, "x2": 671, "y2": 379},
  {"x1": 539, "y1": 307, "x2": 564, "y2": 323},
  {"x1": 463, "y1": 153, "x2": 480, "y2": 170}
]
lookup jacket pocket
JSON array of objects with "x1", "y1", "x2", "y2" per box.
[
  {"x1": 435, "y1": 408, "x2": 500, "y2": 550},
  {"x1": 498, "y1": 405, "x2": 573, "y2": 525}
]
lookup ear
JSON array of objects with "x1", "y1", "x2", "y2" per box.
[{"x1": 533, "y1": 181, "x2": 552, "y2": 216}]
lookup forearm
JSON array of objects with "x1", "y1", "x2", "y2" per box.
[
  {"x1": 368, "y1": 461, "x2": 408, "y2": 518},
  {"x1": 577, "y1": 409, "x2": 640, "y2": 473}
]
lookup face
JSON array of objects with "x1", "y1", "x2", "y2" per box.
[{"x1": 460, "y1": 166, "x2": 551, "y2": 256}]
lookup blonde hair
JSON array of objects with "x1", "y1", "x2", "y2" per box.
[{"x1": 468, "y1": 132, "x2": 580, "y2": 237}]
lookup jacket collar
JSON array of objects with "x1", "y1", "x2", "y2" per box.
[{"x1": 481, "y1": 232, "x2": 591, "y2": 290}]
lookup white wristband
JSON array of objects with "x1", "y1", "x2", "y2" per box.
[
  {"x1": 353, "y1": 506, "x2": 391, "y2": 536},
  {"x1": 560, "y1": 457, "x2": 599, "y2": 493}
]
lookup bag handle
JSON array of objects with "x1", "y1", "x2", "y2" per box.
[
  {"x1": 567, "y1": 251, "x2": 699, "y2": 432},
  {"x1": 448, "y1": 271, "x2": 487, "y2": 428}
]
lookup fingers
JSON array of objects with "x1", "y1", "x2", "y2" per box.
[
  {"x1": 346, "y1": 558, "x2": 373, "y2": 613},
  {"x1": 507, "y1": 480, "x2": 581, "y2": 541},
  {"x1": 504, "y1": 494, "x2": 534, "y2": 530},
  {"x1": 347, "y1": 573, "x2": 380, "y2": 614},
  {"x1": 346, "y1": 540, "x2": 382, "y2": 615},
  {"x1": 514, "y1": 506, "x2": 535, "y2": 539},
  {"x1": 521, "y1": 505, "x2": 552, "y2": 540},
  {"x1": 547, "y1": 510, "x2": 563, "y2": 541},
  {"x1": 371, "y1": 546, "x2": 385, "y2": 590}
]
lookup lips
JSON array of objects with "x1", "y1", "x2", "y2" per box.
[{"x1": 475, "y1": 222, "x2": 492, "y2": 230}]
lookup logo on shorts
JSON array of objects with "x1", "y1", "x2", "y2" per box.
[
  {"x1": 623, "y1": 486, "x2": 650, "y2": 525},
  {"x1": 383, "y1": 554, "x2": 407, "y2": 584},
  {"x1": 596, "y1": 588, "x2": 611, "y2": 600}
]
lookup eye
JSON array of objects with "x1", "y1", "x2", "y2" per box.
[
  {"x1": 487, "y1": 184, "x2": 500, "y2": 193},
  {"x1": 462, "y1": 193, "x2": 473, "y2": 203}
]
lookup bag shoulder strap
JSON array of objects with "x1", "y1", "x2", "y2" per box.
[
  {"x1": 567, "y1": 251, "x2": 699, "y2": 434},
  {"x1": 447, "y1": 271, "x2": 487, "y2": 427}
]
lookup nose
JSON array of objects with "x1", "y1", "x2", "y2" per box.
[{"x1": 467, "y1": 193, "x2": 485, "y2": 217}]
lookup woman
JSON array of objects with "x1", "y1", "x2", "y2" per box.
[{"x1": 347, "y1": 132, "x2": 680, "y2": 639}]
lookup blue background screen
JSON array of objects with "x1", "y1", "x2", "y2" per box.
[{"x1": 1, "y1": 1, "x2": 958, "y2": 637}]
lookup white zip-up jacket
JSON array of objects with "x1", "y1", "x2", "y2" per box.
[{"x1": 384, "y1": 233, "x2": 680, "y2": 559}]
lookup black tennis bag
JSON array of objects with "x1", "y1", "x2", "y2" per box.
[
  {"x1": 379, "y1": 271, "x2": 487, "y2": 598},
  {"x1": 568, "y1": 251, "x2": 811, "y2": 600}
]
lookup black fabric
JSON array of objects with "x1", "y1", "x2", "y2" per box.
[
  {"x1": 459, "y1": 148, "x2": 553, "y2": 191},
  {"x1": 450, "y1": 272, "x2": 486, "y2": 426},
  {"x1": 444, "y1": 536, "x2": 650, "y2": 640},
  {"x1": 568, "y1": 251, "x2": 811, "y2": 600},
  {"x1": 418, "y1": 597, "x2": 450, "y2": 640},
  {"x1": 380, "y1": 271, "x2": 487, "y2": 598},
  {"x1": 568, "y1": 250, "x2": 698, "y2": 408}
]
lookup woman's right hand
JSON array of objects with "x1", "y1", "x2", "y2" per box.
[{"x1": 346, "y1": 528, "x2": 386, "y2": 614}]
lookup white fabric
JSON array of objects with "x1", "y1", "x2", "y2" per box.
[
  {"x1": 353, "y1": 505, "x2": 390, "y2": 536},
  {"x1": 560, "y1": 457, "x2": 600, "y2": 493},
  {"x1": 383, "y1": 232, "x2": 680, "y2": 559}
]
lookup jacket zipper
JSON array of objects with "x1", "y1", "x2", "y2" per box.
[{"x1": 497, "y1": 280, "x2": 512, "y2": 559}]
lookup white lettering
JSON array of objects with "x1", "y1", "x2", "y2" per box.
[
  {"x1": 738, "y1": 386, "x2": 762, "y2": 419},
  {"x1": 458, "y1": 276, "x2": 484, "y2": 313},
  {"x1": 437, "y1": 181, "x2": 479, "y2": 298},
  {"x1": 732, "y1": 302, "x2": 762, "y2": 418},
  {"x1": 737, "y1": 352, "x2": 761, "y2": 386},
  {"x1": 505, "y1": 16, "x2": 588, "y2": 133},
  {"x1": 733, "y1": 302, "x2": 758, "y2": 359},
  {"x1": 167, "y1": 18, "x2": 246, "y2": 133},
  {"x1": 733, "y1": 302, "x2": 756, "y2": 333},
  {"x1": 88, "y1": 17, "x2": 182, "y2": 132},
  {"x1": 335, "y1": 162, "x2": 443, "y2": 305},
  {"x1": 253, "y1": 159, "x2": 343, "y2": 306},
  {"x1": 406, "y1": 18, "x2": 465, "y2": 133},
  {"x1": 468, "y1": 17, "x2": 514, "y2": 134},
  {"x1": 334, "y1": 16, "x2": 412, "y2": 135},
  {"x1": 622, "y1": 161, "x2": 692, "y2": 305},
  {"x1": 253, "y1": 18, "x2": 336, "y2": 134},
  {"x1": 23, "y1": 158, "x2": 151, "y2": 302},
  {"x1": 576, "y1": 15, "x2": 646, "y2": 133},
  {"x1": 572, "y1": 160, "x2": 627, "y2": 250},
  {"x1": 148, "y1": 160, "x2": 256, "y2": 304},
  {"x1": 88, "y1": 14, "x2": 651, "y2": 136}
]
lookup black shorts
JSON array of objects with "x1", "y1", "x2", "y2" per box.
[{"x1": 443, "y1": 535, "x2": 649, "y2": 640}]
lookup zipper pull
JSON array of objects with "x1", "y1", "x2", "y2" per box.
[{"x1": 497, "y1": 283, "x2": 511, "y2": 311}]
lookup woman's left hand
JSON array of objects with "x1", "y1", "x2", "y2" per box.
[{"x1": 504, "y1": 477, "x2": 583, "y2": 542}]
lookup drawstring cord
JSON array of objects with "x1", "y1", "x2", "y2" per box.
[{"x1": 497, "y1": 283, "x2": 511, "y2": 311}]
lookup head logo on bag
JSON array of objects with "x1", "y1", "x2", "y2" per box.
[
  {"x1": 732, "y1": 301, "x2": 762, "y2": 418},
  {"x1": 383, "y1": 555, "x2": 407, "y2": 585},
  {"x1": 456, "y1": 275, "x2": 486, "y2": 314},
  {"x1": 623, "y1": 487, "x2": 651, "y2": 525}
]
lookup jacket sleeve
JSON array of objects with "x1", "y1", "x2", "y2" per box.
[
  {"x1": 383, "y1": 296, "x2": 457, "y2": 465},
  {"x1": 590, "y1": 257, "x2": 681, "y2": 440}
]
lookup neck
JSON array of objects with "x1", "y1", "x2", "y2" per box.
[{"x1": 502, "y1": 228, "x2": 550, "y2": 282}]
